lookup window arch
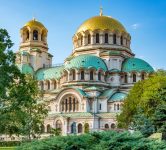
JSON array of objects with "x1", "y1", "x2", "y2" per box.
[
  {"x1": 133, "y1": 73, "x2": 136, "y2": 82},
  {"x1": 124, "y1": 74, "x2": 128, "y2": 83},
  {"x1": 111, "y1": 123, "x2": 116, "y2": 129},
  {"x1": 141, "y1": 73, "x2": 145, "y2": 80},
  {"x1": 88, "y1": 34, "x2": 91, "y2": 44},
  {"x1": 81, "y1": 70, "x2": 84, "y2": 80},
  {"x1": 105, "y1": 124, "x2": 109, "y2": 129},
  {"x1": 48, "y1": 81, "x2": 50, "y2": 90},
  {"x1": 78, "y1": 123, "x2": 83, "y2": 133},
  {"x1": 96, "y1": 33, "x2": 99, "y2": 43},
  {"x1": 90, "y1": 70, "x2": 94, "y2": 80},
  {"x1": 98, "y1": 72, "x2": 101, "y2": 81},
  {"x1": 105, "y1": 33, "x2": 108, "y2": 43},
  {"x1": 120, "y1": 36, "x2": 123, "y2": 45},
  {"x1": 71, "y1": 122, "x2": 76, "y2": 134},
  {"x1": 61, "y1": 95, "x2": 79, "y2": 112},
  {"x1": 72, "y1": 70, "x2": 76, "y2": 80},
  {"x1": 33, "y1": 30, "x2": 38, "y2": 40},
  {"x1": 113, "y1": 34, "x2": 116, "y2": 44},
  {"x1": 47, "y1": 124, "x2": 51, "y2": 133}
]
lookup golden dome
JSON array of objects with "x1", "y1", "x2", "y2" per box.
[
  {"x1": 76, "y1": 15, "x2": 127, "y2": 34},
  {"x1": 24, "y1": 18, "x2": 47, "y2": 30}
]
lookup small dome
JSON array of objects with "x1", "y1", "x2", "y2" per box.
[
  {"x1": 17, "y1": 64, "x2": 34, "y2": 75},
  {"x1": 35, "y1": 66, "x2": 64, "y2": 81},
  {"x1": 122, "y1": 58, "x2": 154, "y2": 73},
  {"x1": 65, "y1": 54, "x2": 107, "y2": 71},
  {"x1": 24, "y1": 18, "x2": 47, "y2": 30},
  {"x1": 108, "y1": 92, "x2": 127, "y2": 102},
  {"x1": 76, "y1": 16, "x2": 127, "y2": 34}
]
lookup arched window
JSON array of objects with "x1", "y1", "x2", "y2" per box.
[
  {"x1": 80, "y1": 36, "x2": 83, "y2": 46},
  {"x1": 90, "y1": 70, "x2": 94, "y2": 80},
  {"x1": 41, "y1": 81, "x2": 44, "y2": 90},
  {"x1": 124, "y1": 74, "x2": 128, "y2": 83},
  {"x1": 99, "y1": 103, "x2": 102, "y2": 110},
  {"x1": 105, "y1": 33, "x2": 108, "y2": 43},
  {"x1": 114, "y1": 104, "x2": 116, "y2": 111},
  {"x1": 48, "y1": 81, "x2": 50, "y2": 90},
  {"x1": 71, "y1": 122, "x2": 76, "y2": 134},
  {"x1": 98, "y1": 72, "x2": 101, "y2": 81},
  {"x1": 111, "y1": 123, "x2": 116, "y2": 129},
  {"x1": 96, "y1": 33, "x2": 99, "y2": 43},
  {"x1": 72, "y1": 70, "x2": 76, "y2": 80},
  {"x1": 81, "y1": 70, "x2": 84, "y2": 80},
  {"x1": 41, "y1": 124, "x2": 45, "y2": 133},
  {"x1": 54, "y1": 81, "x2": 57, "y2": 89},
  {"x1": 88, "y1": 34, "x2": 91, "y2": 44},
  {"x1": 84, "y1": 123, "x2": 89, "y2": 133},
  {"x1": 117, "y1": 104, "x2": 120, "y2": 110},
  {"x1": 113, "y1": 34, "x2": 116, "y2": 44},
  {"x1": 56, "y1": 120, "x2": 62, "y2": 130},
  {"x1": 133, "y1": 73, "x2": 136, "y2": 82},
  {"x1": 120, "y1": 36, "x2": 123, "y2": 45},
  {"x1": 141, "y1": 73, "x2": 145, "y2": 80},
  {"x1": 78, "y1": 123, "x2": 83, "y2": 133},
  {"x1": 47, "y1": 124, "x2": 51, "y2": 133},
  {"x1": 61, "y1": 96, "x2": 79, "y2": 112},
  {"x1": 105, "y1": 124, "x2": 109, "y2": 129},
  {"x1": 33, "y1": 30, "x2": 38, "y2": 40},
  {"x1": 26, "y1": 31, "x2": 29, "y2": 40}
]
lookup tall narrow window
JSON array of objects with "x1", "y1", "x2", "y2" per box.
[
  {"x1": 88, "y1": 34, "x2": 91, "y2": 44},
  {"x1": 98, "y1": 72, "x2": 101, "y2": 81},
  {"x1": 133, "y1": 73, "x2": 136, "y2": 82},
  {"x1": 80, "y1": 36, "x2": 83, "y2": 46},
  {"x1": 26, "y1": 31, "x2": 29, "y2": 40},
  {"x1": 41, "y1": 81, "x2": 44, "y2": 90},
  {"x1": 33, "y1": 30, "x2": 38, "y2": 40},
  {"x1": 105, "y1": 33, "x2": 108, "y2": 43},
  {"x1": 90, "y1": 71, "x2": 93, "y2": 80},
  {"x1": 99, "y1": 103, "x2": 102, "y2": 110},
  {"x1": 81, "y1": 71, "x2": 84, "y2": 80},
  {"x1": 96, "y1": 33, "x2": 99, "y2": 43},
  {"x1": 117, "y1": 104, "x2": 120, "y2": 110},
  {"x1": 120, "y1": 36, "x2": 123, "y2": 45},
  {"x1": 113, "y1": 34, "x2": 116, "y2": 44},
  {"x1": 72, "y1": 70, "x2": 76, "y2": 80},
  {"x1": 124, "y1": 74, "x2": 128, "y2": 83},
  {"x1": 54, "y1": 81, "x2": 57, "y2": 89},
  {"x1": 141, "y1": 73, "x2": 145, "y2": 80},
  {"x1": 48, "y1": 81, "x2": 50, "y2": 90}
]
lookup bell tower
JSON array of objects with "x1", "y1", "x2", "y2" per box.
[{"x1": 16, "y1": 18, "x2": 53, "y2": 71}]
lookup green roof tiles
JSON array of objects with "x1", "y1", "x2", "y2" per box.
[
  {"x1": 122, "y1": 58, "x2": 154, "y2": 73},
  {"x1": 17, "y1": 64, "x2": 34, "y2": 75},
  {"x1": 99, "y1": 88, "x2": 117, "y2": 99},
  {"x1": 108, "y1": 92, "x2": 127, "y2": 102},
  {"x1": 35, "y1": 65, "x2": 64, "y2": 80},
  {"x1": 65, "y1": 54, "x2": 108, "y2": 71}
]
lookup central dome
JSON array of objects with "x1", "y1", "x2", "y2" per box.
[{"x1": 76, "y1": 16, "x2": 127, "y2": 34}]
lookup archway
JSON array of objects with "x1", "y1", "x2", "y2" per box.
[
  {"x1": 71, "y1": 122, "x2": 76, "y2": 134},
  {"x1": 111, "y1": 123, "x2": 116, "y2": 129},
  {"x1": 105, "y1": 124, "x2": 109, "y2": 129},
  {"x1": 78, "y1": 123, "x2": 83, "y2": 133}
]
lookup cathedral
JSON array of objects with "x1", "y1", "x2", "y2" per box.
[{"x1": 16, "y1": 10, "x2": 154, "y2": 135}]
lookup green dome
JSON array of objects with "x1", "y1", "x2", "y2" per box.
[
  {"x1": 17, "y1": 64, "x2": 34, "y2": 75},
  {"x1": 65, "y1": 54, "x2": 107, "y2": 71},
  {"x1": 35, "y1": 66, "x2": 64, "y2": 81},
  {"x1": 122, "y1": 58, "x2": 154, "y2": 73},
  {"x1": 108, "y1": 92, "x2": 127, "y2": 102}
]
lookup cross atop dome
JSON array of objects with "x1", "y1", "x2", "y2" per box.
[{"x1": 100, "y1": 6, "x2": 103, "y2": 16}]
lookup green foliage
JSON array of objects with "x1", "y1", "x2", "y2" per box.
[
  {"x1": 51, "y1": 128, "x2": 62, "y2": 136},
  {"x1": 0, "y1": 141, "x2": 20, "y2": 147},
  {"x1": 16, "y1": 131, "x2": 166, "y2": 150},
  {"x1": 0, "y1": 29, "x2": 48, "y2": 139},
  {"x1": 117, "y1": 70, "x2": 166, "y2": 133}
]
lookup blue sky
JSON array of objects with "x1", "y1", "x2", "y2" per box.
[{"x1": 0, "y1": 0, "x2": 166, "y2": 70}]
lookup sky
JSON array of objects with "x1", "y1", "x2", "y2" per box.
[{"x1": 0, "y1": 0, "x2": 166, "y2": 70}]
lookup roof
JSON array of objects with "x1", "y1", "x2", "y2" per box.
[
  {"x1": 109, "y1": 69, "x2": 121, "y2": 73},
  {"x1": 65, "y1": 54, "x2": 108, "y2": 71},
  {"x1": 122, "y1": 58, "x2": 154, "y2": 73},
  {"x1": 76, "y1": 15, "x2": 127, "y2": 34},
  {"x1": 99, "y1": 88, "x2": 117, "y2": 99},
  {"x1": 24, "y1": 19, "x2": 47, "y2": 30},
  {"x1": 17, "y1": 64, "x2": 34, "y2": 75},
  {"x1": 35, "y1": 65, "x2": 64, "y2": 80},
  {"x1": 108, "y1": 92, "x2": 127, "y2": 102}
]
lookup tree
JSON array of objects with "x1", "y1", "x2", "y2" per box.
[
  {"x1": 0, "y1": 29, "x2": 48, "y2": 140},
  {"x1": 117, "y1": 70, "x2": 166, "y2": 132}
]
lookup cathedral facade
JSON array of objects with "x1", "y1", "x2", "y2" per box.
[{"x1": 16, "y1": 11, "x2": 154, "y2": 135}]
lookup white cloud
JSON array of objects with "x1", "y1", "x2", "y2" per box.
[{"x1": 131, "y1": 23, "x2": 140, "y2": 29}]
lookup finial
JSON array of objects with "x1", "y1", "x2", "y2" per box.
[{"x1": 100, "y1": 6, "x2": 103, "y2": 16}]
